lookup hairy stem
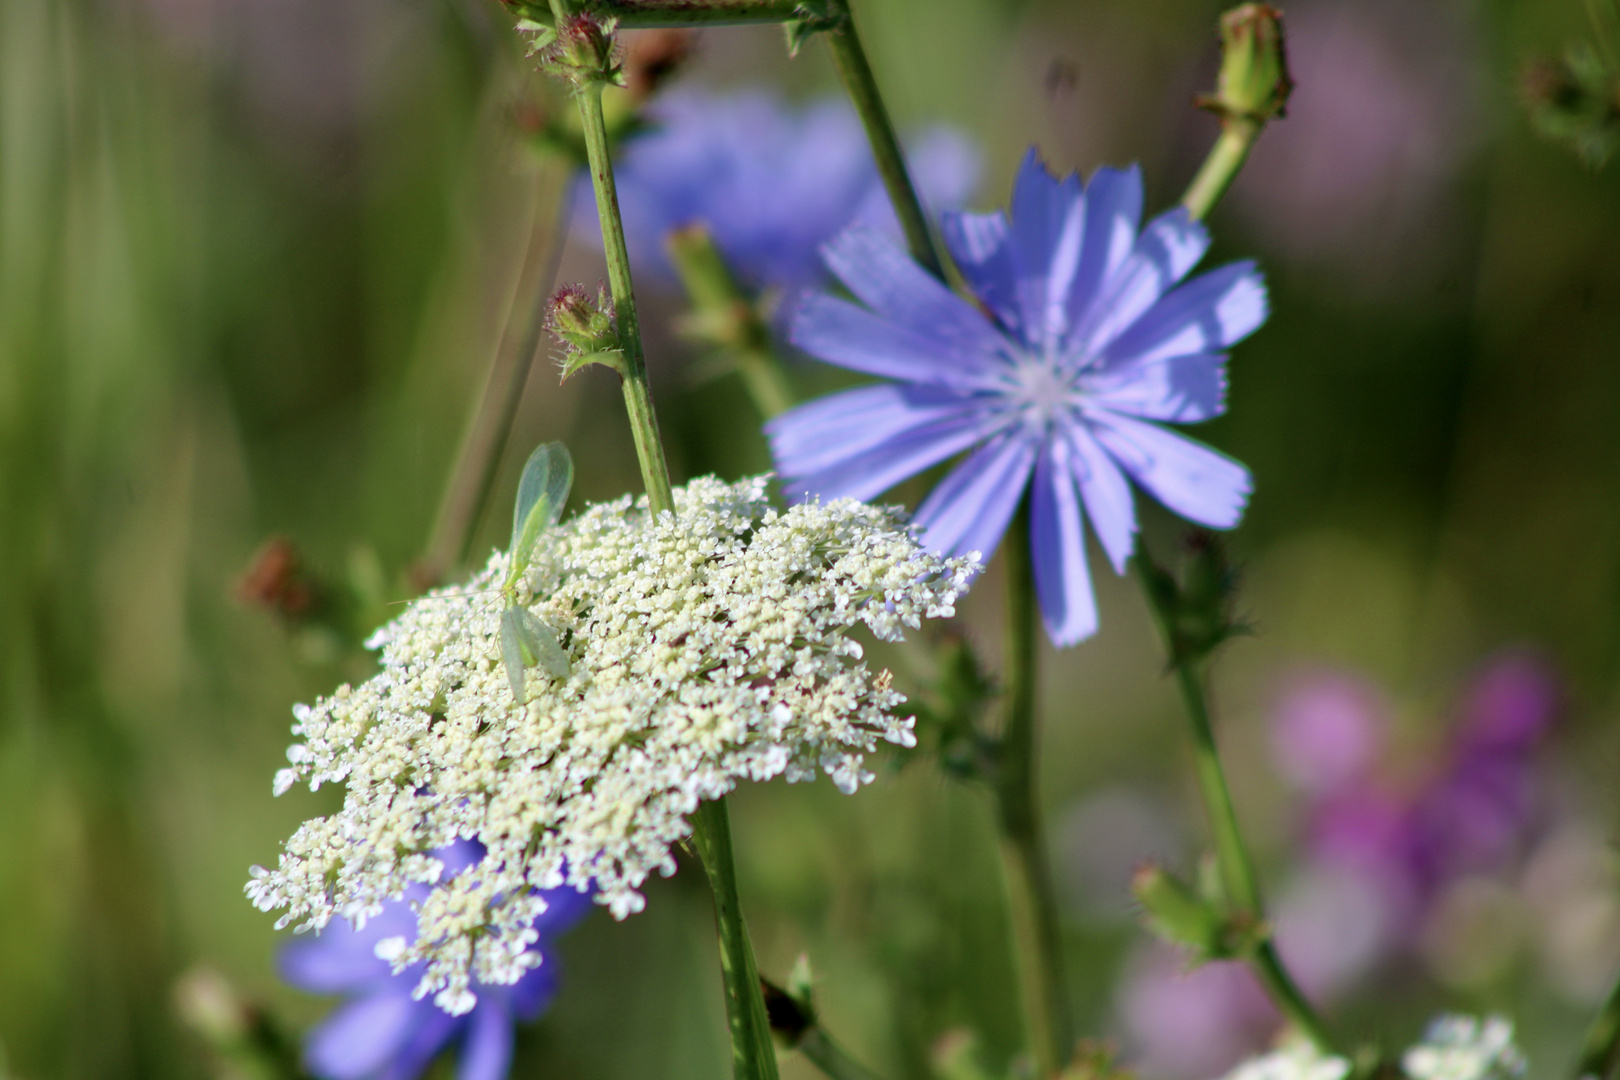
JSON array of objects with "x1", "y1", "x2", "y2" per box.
[
  {"x1": 574, "y1": 84, "x2": 674, "y2": 514},
  {"x1": 692, "y1": 798, "x2": 782, "y2": 1080},
  {"x1": 417, "y1": 162, "x2": 569, "y2": 585},
  {"x1": 1576, "y1": 970, "x2": 1620, "y2": 1080},
  {"x1": 823, "y1": 0, "x2": 945, "y2": 280},
  {"x1": 1181, "y1": 115, "x2": 1262, "y2": 222},
  {"x1": 1137, "y1": 564, "x2": 1335, "y2": 1053},
  {"x1": 993, "y1": 507, "x2": 1073, "y2": 1078},
  {"x1": 560, "y1": 23, "x2": 774, "y2": 1077}
]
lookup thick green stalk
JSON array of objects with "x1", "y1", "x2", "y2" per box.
[
  {"x1": 561, "y1": 35, "x2": 776, "y2": 1080},
  {"x1": 574, "y1": 84, "x2": 674, "y2": 514},
  {"x1": 823, "y1": 0, "x2": 945, "y2": 280},
  {"x1": 1181, "y1": 115, "x2": 1263, "y2": 222},
  {"x1": 591, "y1": 0, "x2": 801, "y2": 26},
  {"x1": 993, "y1": 507, "x2": 1072, "y2": 1078},
  {"x1": 1167, "y1": 658, "x2": 1332, "y2": 1051},
  {"x1": 1136, "y1": 564, "x2": 1334, "y2": 1053},
  {"x1": 1575, "y1": 971, "x2": 1620, "y2": 1080},
  {"x1": 692, "y1": 798, "x2": 781, "y2": 1080}
]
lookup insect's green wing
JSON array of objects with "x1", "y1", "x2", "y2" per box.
[
  {"x1": 505, "y1": 442, "x2": 574, "y2": 589},
  {"x1": 500, "y1": 604, "x2": 571, "y2": 703}
]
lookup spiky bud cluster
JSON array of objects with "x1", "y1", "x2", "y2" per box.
[
  {"x1": 538, "y1": 14, "x2": 624, "y2": 90},
  {"x1": 546, "y1": 283, "x2": 625, "y2": 381}
]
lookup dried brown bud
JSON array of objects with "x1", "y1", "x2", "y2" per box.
[
  {"x1": 622, "y1": 29, "x2": 697, "y2": 103},
  {"x1": 236, "y1": 537, "x2": 317, "y2": 622}
]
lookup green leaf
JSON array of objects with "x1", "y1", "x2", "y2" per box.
[{"x1": 506, "y1": 442, "x2": 574, "y2": 587}]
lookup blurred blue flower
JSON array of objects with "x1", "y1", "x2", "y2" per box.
[
  {"x1": 767, "y1": 150, "x2": 1266, "y2": 645},
  {"x1": 279, "y1": 841, "x2": 591, "y2": 1080},
  {"x1": 573, "y1": 87, "x2": 980, "y2": 289}
]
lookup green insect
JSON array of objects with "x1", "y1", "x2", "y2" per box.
[{"x1": 499, "y1": 442, "x2": 574, "y2": 703}]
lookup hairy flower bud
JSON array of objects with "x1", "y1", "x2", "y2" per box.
[
  {"x1": 541, "y1": 14, "x2": 625, "y2": 90},
  {"x1": 1132, "y1": 863, "x2": 1228, "y2": 958},
  {"x1": 1198, "y1": 4, "x2": 1292, "y2": 124},
  {"x1": 546, "y1": 283, "x2": 625, "y2": 380}
]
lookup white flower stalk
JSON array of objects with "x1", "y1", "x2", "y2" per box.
[
  {"x1": 1402, "y1": 1015, "x2": 1527, "y2": 1080},
  {"x1": 246, "y1": 476, "x2": 975, "y2": 1014},
  {"x1": 1217, "y1": 1038, "x2": 1351, "y2": 1080}
]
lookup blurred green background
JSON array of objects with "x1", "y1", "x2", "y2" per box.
[{"x1": 3, "y1": 0, "x2": 1620, "y2": 1077}]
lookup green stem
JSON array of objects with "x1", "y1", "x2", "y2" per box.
[
  {"x1": 823, "y1": 0, "x2": 945, "y2": 280},
  {"x1": 574, "y1": 83, "x2": 674, "y2": 514},
  {"x1": 692, "y1": 798, "x2": 782, "y2": 1080},
  {"x1": 797, "y1": 1028, "x2": 887, "y2": 1080},
  {"x1": 992, "y1": 506, "x2": 1072, "y2": 1078},
  {"x1": 1575, "y1": 970, "x2": 1620, "y2": 1080},
  {"x1": 1181, "y1": 115, "x2": 1262, "y2": 222},
  {"x1": 665, "y1": 223, "x2": 793, "y2": 419},
  {"x1": 589, "y1": 0, "x2": 802, "y2": 26},
  {"x1": 1136, "y1": 564, "x2": 1335, "y2": 1054},
  {"x1": 558, "y1": 28, "x2": 775, "y2": 1078}
]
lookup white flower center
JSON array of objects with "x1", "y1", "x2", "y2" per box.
[{"x1": 1007, "y1": 352, "x2": 1078, "y2": 427}]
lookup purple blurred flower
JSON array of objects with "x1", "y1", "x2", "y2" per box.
[
  {"x1": 1304, "y1": 652, "x2": 1559, "y2": 909},
  {"x1": 280, "y1": 841, "x2": 591, "y2": 1080},
  {"x1": 1114, "y1": 653, "x2": 1559, "y2": 1079},
  {"x1": 767, "y1": 150, "x2": 1264, "y2": 645},
  {"x1": 573, "y1": 87, "x2": 980, "y2": 289},
  {"x1": 1269, "y1": 669, "x2": 1386, "y2": 795}
]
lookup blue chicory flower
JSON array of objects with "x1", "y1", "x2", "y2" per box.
[
  {"x1": 572, "y1": 87, "x2": 980, "y2": 290},
  {"x1": 767, "y1": 149, "x2": 1267, "y2": 646},
  {"x1": 279, "y1": 841, "x2": 591, "y2": 1080}
]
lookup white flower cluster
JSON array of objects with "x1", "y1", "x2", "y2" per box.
[
  {"x1": 1215, "y1": 1015, "x2": 1526, "y2": 1080},
  {"x1": 246, "y1": 476, "x2": 974, "y2": 1014},
  {"x1": 1402, "y1": 1016, "x2": 1526, "y2": 1080},
  {"x1": 1218, "y1": 1038, "x2": 1350, "y2": 1080}
]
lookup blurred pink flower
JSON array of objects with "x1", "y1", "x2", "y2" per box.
[{"x1": 1113, "y1": 652, "x2": 1559, "y2": 1079}]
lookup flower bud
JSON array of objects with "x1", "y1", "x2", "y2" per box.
[
  {"x1": 761, "y1": 976, "x2": 815, "y2": 1049},
  {"x1": 1198, "y1": 4, "x2": 1292, "y2": 124},
  {"x1": 547, "y1": 283, "x2": 626, "y2": 381},
  {"x1": 1132, "y1": 863, "x2": 1227, "y2": 957},
  {"x1": 236, "y1": 537, "x2": 320, "y2": 623},
  {"x1": 541, "y1": 14, "x2": 625, "y2": 90},
  {"x1": 1140, "y1": 531, "x2": 1249, "y2": 666}
]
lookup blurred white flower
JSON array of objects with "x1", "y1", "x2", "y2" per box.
[
  {"x1": 1217, "y1": 1037, "x2": 1350, "y2": 1080},
  {"x1": 1402, "y1": 1015, "x2": 1527, "y2": 1080}
]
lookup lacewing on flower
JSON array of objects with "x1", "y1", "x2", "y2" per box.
[{"x1": 501, "y1": 441, "x2": 575, "y2": 700}]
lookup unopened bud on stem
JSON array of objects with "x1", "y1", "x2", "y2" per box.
[
  {"x1": 548, "y1": 284, "x2": 626, "y2": 381},
  {"x1": 538, "y1": 14, "x2": 625, "y2": 91},
  {"x1": 1197, "y1": 4, "x2": 1292, "y2": 125}
]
